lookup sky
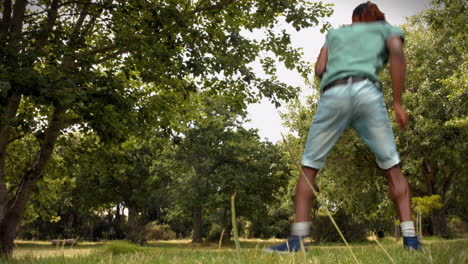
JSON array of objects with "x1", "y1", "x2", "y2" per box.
[{"x1": 244, "y1": 0, "x2": 432, "y2": 143}]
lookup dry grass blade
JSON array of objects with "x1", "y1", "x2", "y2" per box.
[
  {"x1": 218, "y1": 228, "x2": 225, "y2": 250},
  {"x1": 372, "y1": 232, "x2": 394, "y2": 263}
]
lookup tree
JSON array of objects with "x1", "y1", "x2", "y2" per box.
[
  {"x1": 0, "y1": 0, "x2": 332, "y2": 256},
  {"x1": 412, "y1": 195, "x2": 442, "y2": 237},
  {"x1": 379, "y1": 0, "x2": 467, "y2": 237},
  {"x1": 173, "y1": 94, "x2": 290, "y2": 243}
]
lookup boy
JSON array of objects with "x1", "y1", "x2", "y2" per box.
[{"x1": 266, "y1": 1, "x2": 420, "y2": 252}]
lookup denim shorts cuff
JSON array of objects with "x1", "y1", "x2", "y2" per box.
[
  {"x1": 301, "y1": 159, "x2": 324, "y2": 170},
  {"x1": 378, "y1": 158, "x2": 400, "y2": 170}
]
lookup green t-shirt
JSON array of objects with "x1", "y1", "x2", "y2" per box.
[{"x1": 320, "y1": 21, "x2": 404, "y2": 92}]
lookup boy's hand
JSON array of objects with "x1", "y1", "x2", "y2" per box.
[{"x1": 394, "y1": 104, "x2": 409, "y2": 130}]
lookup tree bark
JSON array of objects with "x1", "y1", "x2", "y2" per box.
[
  {"x1": 3, "y1": 0, "x2": 26, "y2": 65},
  {"x1": 0, "y1": 106, "x2": 65, "y2": 257},
  {"x1": 431, "y1": 207, "x2": 449, "y2": 238},
  {"x1": 221, "y1": 208, "x2": 232, "y2": 241},
  {"x1": 115, "y1": 203, "x2": 121, "y2": 223},
  {"x1": 192, "y1": 205, "x2": 203, "y2": 243},
  {"x1": 126, "y1": 207, "x2": 141, "y2": 244},
  {"x1": 0, "y1": 0, "x2": 12, "y2": 38},
  {"x1": 422, "y1": 160, "x2": 452, "y2": 238},
  {"x1": 0, "y1": 93, "x2": 21, "y2": 224}
]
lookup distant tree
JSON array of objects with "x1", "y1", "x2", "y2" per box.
[
  {"x1": 173, "y1": 94, "x2": 290, "y2": 243},
  {"x1": 412, "y1": 195, "x2": 442, "y2": 237}
]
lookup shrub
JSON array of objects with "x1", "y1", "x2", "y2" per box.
[
  {"x1": 144, "y1": 222, "x2": 177, "y2": 241},
  {"x1": 100, "y1": 241, "x2": 148, "y2": 255},
  {"x1": 311, "y1": 212, "x2": 367, "y2": 243},
  {"x1": 207, "y1": 223, "x2": 224, "y2": 242},
  {"x1": 448, "y1": 216, "x2": 466, "y2": 235}
]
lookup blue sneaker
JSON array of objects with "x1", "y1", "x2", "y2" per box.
[
  {"x1": 403, "y1": 236, "x2": 421, "y2": 250},
  {"x1": 264, "y1": 236, "x2": 307, "y2": 253}
]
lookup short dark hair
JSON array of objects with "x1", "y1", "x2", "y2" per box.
[{"x1": 353, "y1": 1, "x2": 386, "y2": 22}]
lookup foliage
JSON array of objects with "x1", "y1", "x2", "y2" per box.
[
  {"x1": 0, "y1": 0, "x2": 333, "y2": 255},
  {"x1": 412, "y1": 195, "x2": 443, "y2": 216},
  {"x1": 311, "y1": 211, "x2": 368, "y2": 243},
  {"x1": 379, "y1": 0, "x2": 467, "y2": 236},
  {"x1": 170, "y1": 93, "x2": 292, "y2": 242},
  {"x1": 143, "y1": 222, "x2": 177, "y2": 241}
]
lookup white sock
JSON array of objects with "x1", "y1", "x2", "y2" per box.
[
  {"x1": 291, "y1": 222, "x2": 310, "y2": 237},
  {"x1": 401, "y1": 221, "x2": 416, "y2": 237}
]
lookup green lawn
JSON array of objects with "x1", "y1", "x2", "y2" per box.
[{"x1": 2, "y1": 237, "x2": 467, "y2": 264}]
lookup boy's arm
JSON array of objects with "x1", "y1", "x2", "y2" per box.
[
  {"x1": 315, "y1": 45, "x2": 328, "y2": 79},
  {"x1": 387, "y1": 35, "x2": 409, "y2": 130}
]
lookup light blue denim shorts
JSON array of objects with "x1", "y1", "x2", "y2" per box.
[{"x1": 301, "y1": 78, "x2": 400, "y2": 170}]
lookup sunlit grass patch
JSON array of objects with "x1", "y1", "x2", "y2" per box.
[{"x1": 11, "y1": 240, "x2": 102, "y2": 259}]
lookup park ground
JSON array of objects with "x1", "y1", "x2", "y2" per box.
[{"x1": 1, "y1": 236, "x2": 467, "y2": 264}]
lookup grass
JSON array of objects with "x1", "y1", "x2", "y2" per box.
[{"x1": 1, "y1": 237, "x2": 466, "y2": 264}]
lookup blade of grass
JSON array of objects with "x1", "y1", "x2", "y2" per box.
[
  {"x1": 218, "y1": 228, "x2": 225, "y2": 250},
  {"x1": 231, "y1": 193, "x2": 242, "y2": 264},
  {"x1": 299, "y1": 237, "x2": 307, "y2": 263},
  {"x1": 372, "y1": 232, "x2": 395, "y2": 263}
]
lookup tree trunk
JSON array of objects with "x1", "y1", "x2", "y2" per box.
[
  {"x1": 0, "y1": 215, "x2": 16, "y2": 257},
  {"x1": 192, "y1": 205, "x2": 203, "y2": 243},
  {"x1": 126, "y1": 207, "x2": 141, "y2": 244},
  {"x1": 0, "y1": 106, "x2": 65, "y2": 257},
  {"x1": 0, "y1": 93, "x2": 22, "y2": 224},
  {"x1": 222, "y1": 208, "x2": 232, "y2": 241},
  {"x1": 431, "y1": 208, "x2": 449, "y2": 238},
  {"x1": 115, "y1": 203, "x2": 121, "y2": 223}
]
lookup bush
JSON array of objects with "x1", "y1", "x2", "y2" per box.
[
  {"x1": 207, "y1": 223, "x2": 224, "y2": 242},
  {"x1": 448, "y1": 216, "x2": 466, "y2": 235},
  {"x1": 144, "y1": 222, "x2": 177, "y2": 241},
  {"x1": 249, "y1": 205, "x2": 292, "y2": 239},
  {"x1": 311, "y1": 212, "x2": 367, "y2": 243},
  {"x1": 99, "y1": 241, "x2": 148, "y2": 255}
]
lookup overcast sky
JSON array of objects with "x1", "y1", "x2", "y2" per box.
[{"x1": 244, "y1": 0, "x2": 432, "y2": 142}]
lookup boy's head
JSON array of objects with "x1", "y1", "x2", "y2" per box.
[{"x1": 352, "y1": 1, "x2": 386, "y2": 23}]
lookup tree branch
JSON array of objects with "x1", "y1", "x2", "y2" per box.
[
  {"x1": 7, "y1": 133, "x2": 26, "y2": 144},
  {"x1": 9, "y1": 0, "x2": 27, "y2": 34},
  {"x1": 34, "y1": 0, "x2": 60, "y2": 51},
  {"x1": 81, "y1": 12, "x2": 97, "y2": 37},
  {"x1": 8, "y1": 106, "x2": 66, "y2": 212},
  {"x1": 95, "y1": 49, "x2": 127, "y2": 64},
  {"x1": 71, "y1": 0, "x2": 91, "y2": 40},
  {"x1": 189, "y1": 0, "x2": 237, "y2": 15},
  {"x1": 64, "y1": 117, "x2": 82, "y2": 127},
  {"x1": 441, "y1": 170, "x2": 453, "y2": 198},
  {"x1": 78, "y1": 44, "x2": 119, "y2": 57}
]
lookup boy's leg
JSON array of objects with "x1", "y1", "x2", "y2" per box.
[
  {"x1": 294, "y1": 166, "x2": 319, "y2": 223},
  {"x1": 265, "y1": 85, "x2": 352, "y2": 253},
  {"x1": 264, "y1": 167, "x2": 318, "y2": 253},
  {"x1": 385, "y1": 165, "x2": 420, "y2": 250},
  {"x1": 384, "y1": 165, "x2": 412, "y2": 222},
  {"x1": 350, "y1": 81, "x2": 420, "y2": 249}
]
